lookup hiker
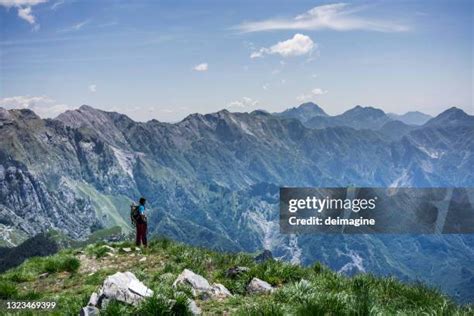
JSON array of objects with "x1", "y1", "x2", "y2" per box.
[{"x1": 131, "y1": 197, "x2": 148, "y2": 247}]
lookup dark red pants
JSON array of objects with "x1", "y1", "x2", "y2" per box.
[{"x1": 135, "y1": 222, "x2": 147, "y2": 247}]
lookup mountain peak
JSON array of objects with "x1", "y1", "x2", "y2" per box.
[
  {"x1": 425, "y1": 107, "x2": 473, "y2": 127},
  {"x1": 1, "y1": 108, "x2": 40, "y2": 121},
  {"x1": 78, "y1": 104, "x2": 99, "y2": 112},
  {"x1": 387, "y1": 111, "x2": 432, "y2": 125},
  {"x1": 342, "y1": 105, "x2": 386, "y2": 119},
  {"x1": 276, "y1": 102, "x2": 328, "y2": 122}
]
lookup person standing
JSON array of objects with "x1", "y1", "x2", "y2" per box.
[{"x1": 134, "y1": 197, "x2": 148, "y2": 247}]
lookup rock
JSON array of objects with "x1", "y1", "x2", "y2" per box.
[
  {"x1": 122, "y1": 247, "x2": 132, "y2": 252},
  {"x1": 80, "y1": 306, "x2": 100, "y2": 316},
  {"x1": 99, "y1": 271, "x2": 153, "y2": 306},
  {"x1": 225, "y1": 266, "x2": 249, "y2": 278},
  {"x1": 38, "y1": 272, "x2": 49, "y2": 279},
  {"x1": 173, "y1": 269, "x2": 232, "y2": 299},
  {"x1": 173, "y1": 269, "x2": 212, "y2": 296},
  {"x1": 129, "y1": 253, "x2": 135, "y2": 257},
  {"x1": 105, "y1": 252, "x2": 115, "y2": 257},
  {"x1": 254, "y1": 250, "x2": 273, "y2": 263},
  {"x1": 210, "y1": 283, "x2": 232, "y2": 298},
  {"x1": 187, "y1": 299, "x2": 202, "y2": 315},
  {"x1": 88, "y1": 292, "x2": 98, "y2": 306},
  {"x1": 246, "y1": 277, "x2": 274, "y2": 294},
  {"x1": 139, "y1": 257, "x2": 146, "y2": 262}
]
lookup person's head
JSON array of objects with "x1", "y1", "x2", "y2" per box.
[{"x1": 139, "y1": 197, "x2": 146, "y2": 205}]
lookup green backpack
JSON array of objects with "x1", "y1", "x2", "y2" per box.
[{"x1": 130, "y1": 204, "x2": 140, "y2": 224}]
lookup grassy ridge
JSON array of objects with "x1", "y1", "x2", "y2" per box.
[{"x1": 0, "y1": 238, "x2": 472, "y2": 315}]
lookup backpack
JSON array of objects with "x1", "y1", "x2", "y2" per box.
[{"x1": 130, "y1": 204, "x2": 140, "y2": 225}]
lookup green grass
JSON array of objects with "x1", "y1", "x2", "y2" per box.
[
  {"x1": 0, "y1": 237, "x2": 472, "y2": 315},
  {"x1": 44, "y1": 256, "x2": 80, "y2": 273}
]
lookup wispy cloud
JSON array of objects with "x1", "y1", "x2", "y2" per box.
[
  {"x1": 0, "y1": 0, "x2": 48, "y2": 28},
  {"x1": 50, "y1": 0, "x2": 64, "y2": 10},
  {"x1": 193, "y1": 63, "x2": 208, "y2": 72},
  {"x1": 235, "y1": 3, "x2": 409, "y2": 33},
  {"x1": 227, "y1": 97, "x2": 258, "y2": 110},
  {"x1": 58, "y1": 19, "x2": 90, "y2": 33},
  {"x1": 251, "y1": 33, "x2": 315, "y2": 58},
  {"x1": 297, "y1": 88, "x2": 328, "y2": 102},
  {"x1": 88, "y1": 84, "x2": 97, "y2": 93}
]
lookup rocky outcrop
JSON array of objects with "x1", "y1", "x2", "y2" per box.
[
  {"x1": 173, "y1": 269, "x2": 232, "y2": 299},
  {"x1": 247, "y1": 277, "x2": 274, "y2": 294},
  {"x1": 83, "y1": 271, "x2": 153, "y2": 313}
]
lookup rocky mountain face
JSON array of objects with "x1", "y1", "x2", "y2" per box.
[
  {"x1": 388, "y1": 111, "x2": 433, "y2": 125},
  {"x1": 275, "y1": 102, "x2": 328, "y2": 123},
  {"x1": 0, "y1": 104, "x2": 473, "y2": 302}
]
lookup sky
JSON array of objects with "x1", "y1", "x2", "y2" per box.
[{"x1": 0, "y1": 0, "x2": 472, "y2": 121}]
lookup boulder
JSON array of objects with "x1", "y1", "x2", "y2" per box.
[
  {"x1": 225, "y1": 266, "x2": 250, "y2": 278},
  {"x1": 80, "y1": 306, "x2": 100, "y2": 316},
  {"x1": 122, "y1": 247, "x2": 132, "y2": 252},
  {"x1": 173, "y1": 269, "x2": 212, "y2": 296},
  {"x1": 187, "y1": 299, "x2": 202, "y2": 315},
  {"x1": 88, "y1": 292, "x2": 98, "y2": 306},
  {"x1": 210, "y1": 283, "x2": 232, "y2": 299},
  {"x1": 254, "y1": 250, "x2": 273, "y2": 263},
  {"x1": 173, "y1": 269, "x2": 232, "y2": 299},
  {"x1": 247, "y1": 277, "x2": 273, "y2": 294},
  {"x1": 99, "y1": 271, "x2": 153, "y2": 306}
]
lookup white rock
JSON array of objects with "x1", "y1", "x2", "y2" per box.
[
  {"x1": 80, "y1": 306, "x2": 99, "y2": 316},
  {"x1": 122, "y1": 247, "x2": 132, "y2": 252},
  {"x1": 210, "y1": 283, "x2": 232, "y2": 298},
  {"x1": 173, "y1": 269, "x2": 212, "y2": 296},
  {"x1": 139, "y1": 257, "x2": 146, "y2": 262},
  {"x1": 99, "y1": 271, "x2": 153, "y2": 306},
  {"x1": 187, "y1": 299, "x2": 202, "y2": 315},
  {"x1": 129, "y1": 279, "x2": 153, "y2": 297},
  {"x1": 88, "y1": 292, "x2": 98, "y2": 306},
  {"x1": 247, "y1": 277, "x2": 273, "y2": 294},
  {"x1": 173, "y1": 269, "x2": 232, "y2": 299}
]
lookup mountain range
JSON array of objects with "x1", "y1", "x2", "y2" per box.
[{"x1": 0, "y1": 102, "x2": 473, "y2": 302}]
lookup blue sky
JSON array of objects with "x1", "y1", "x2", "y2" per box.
[{"x1": 0, "y1": 0, "x2": 472, "y2": 121}]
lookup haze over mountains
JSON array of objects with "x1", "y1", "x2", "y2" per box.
[{"x1": 0, "y1": 102, "x2": 473, "y2": 302}]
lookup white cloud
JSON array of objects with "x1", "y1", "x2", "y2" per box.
[
  {"x1": 0, "y1": 0, "x2": 47, "y2": 6},
  {"x1": 50, "y1": 0, "x2": 63, "y2": 10},
  {"x1": 0, "y1": 0, "x2": 48, "y2": 27},
  {"x1": 88, "y1": 84, "x2": 97, "y2": 93},
  {"x1": 193, "y1": 63, "x2": 208, "y2": 72},
  {"x1": 58, "y1": 19, "x2": 91, "y2": 33},
  {"x1": 0, "y1": 95, "x2": 72, "y2": 118},
  {"x1": 236, "y1": 3, "x2": 409, "y2": 33},
  {"x1": 227, "y1": 97, "x2": 259, "y2": 110},
  {"x1": 297, "y1": 88, "x2": 328, "y2": 102},
  {"x1": 251, "y1": 34, "x2": 315, "y2": 58},
  {"x1": 17, "y1": 6, "x2": 34, "y2": 23},
  {"x1": 311, "y1": 88, "x2": 327, "y2": 95}
]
